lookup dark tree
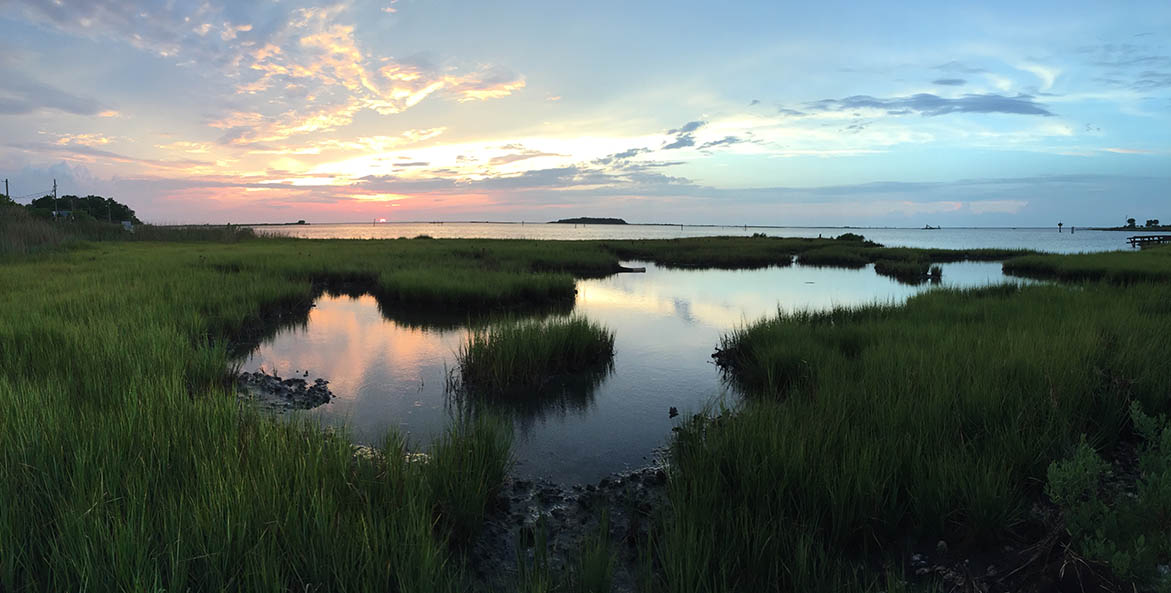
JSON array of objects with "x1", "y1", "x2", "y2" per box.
[
  {"x1": 27, "y1": 194, "x2": 141, "y2": 224},
  {"x1": 1127, "y1": 217, "x2": 1137, "y2": 228}
]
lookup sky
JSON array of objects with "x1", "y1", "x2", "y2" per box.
[{"x1": 1, "y1": 0, "x2": 1169, "y2": 226}]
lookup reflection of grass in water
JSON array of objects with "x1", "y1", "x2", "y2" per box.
[
  {"x1": 448, "y1": 360, "x2": 613, "y2": 429},
  {"x1": 873, "y1": 258, "x2": 942, "y2": 285}
]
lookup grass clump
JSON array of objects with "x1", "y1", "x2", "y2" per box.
[
  {"x1": 874, "y1": 258, "x2": 942, "y2": 284},
  {"x1": 1004, "y1": 246, "x2": 1171, "y2": 283},
  {"x1": 655, "y1": 282, "x2": 1171, "y2": 591},
  {"x1": 795, "y1": 245, "x2": 870, "y2": 268},
  {"x1": 457, "y1": 316, "x2": 615, "y2": 396},
  {"x1": 601, "y1": 236, "x2": 807, "y2": 269}
]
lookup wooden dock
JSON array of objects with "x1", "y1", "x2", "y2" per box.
[{"x1": 1127, "y1": 235, "x2": 1171, "y2": 248}]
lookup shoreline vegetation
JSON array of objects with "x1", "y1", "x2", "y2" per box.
[
  {"x1": 551, "y1": 217, "x2": 628, "y2": 225},
  {"x1": 3, "y1": 203, "x2": 1171, "y2": 591},
  {"x1": 1089, "y1": 226, "x2": 1171, "y2": 232}
]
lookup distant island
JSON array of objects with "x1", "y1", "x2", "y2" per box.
[
  {"x1": 1089, "y1": 218, "x2": 1168, "y2": 232},
  {"x1": 550, "y1": 217, "x2": 628, "y2": 225}
]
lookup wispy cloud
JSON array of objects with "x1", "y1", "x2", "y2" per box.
[
  {"x1": 807, "y1": 93, "x2": 1054, "y2": 117},
  {"x1": 0, "y1": 71, "x2": 106, "y2": 116},
  {"x1": 1102, "y1": 147, "x2": 1156, "y2": 154}
]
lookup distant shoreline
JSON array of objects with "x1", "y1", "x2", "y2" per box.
[
  {"x1": 243, "y1": 221, "x2": 1151, "y2": 231},
  {"x1": 1087, "y1": 226, "x2": 1171, "y2": 232}
]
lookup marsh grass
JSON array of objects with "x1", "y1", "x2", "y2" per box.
[
  {"x1": 0, "y1": 206, "x2": 256, "y2": 256},
  {"x1": 0, "y1": 241, "x2": 523, "y2": 591},
  {"x1": 426, "y1": 414, "x2": 514, "y2": 544},
  {"x1": 514, "y1": 512, "x2": 615, "y2": 593},
  {"x1": 456, "y1": 316, "x2": 616, "y2": 397},
  {"x1": 796, "y1": 245, "x2": 871, "y2": 268},
  {"x1": 873, "y1": 258, "x2": 942, "y2": 284},
  {"x1": 657, "y1": 282, "x2": 1171, "y2": 592},
  {"x1": 1003, "y1": 246, "x2": 1171, "y2": 283},
  {"x1": 572, "y1": 510, "x2": 616, "y2": 593},
  {"x1": 0, "y1": 228, "x2": 1089, "y2": 591}
]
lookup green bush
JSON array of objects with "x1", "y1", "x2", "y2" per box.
[{"x1": 1047, "y1": 403, "x2": 1171, "y2": 590}]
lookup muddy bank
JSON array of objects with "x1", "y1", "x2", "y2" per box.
[
  {"x1": 236, "y1": 369, "x2": 332, "y2": 411},
  {"x1": 468, "y1": 466, "x2": 668, "y2": 592}
]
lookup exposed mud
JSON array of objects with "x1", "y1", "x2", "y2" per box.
[
  {"x1": 236, "y1": 369, "x2": 332, "y2": 411},
  {"x1": 468, "y1": 466, "x2": 669, "y2": 593}
]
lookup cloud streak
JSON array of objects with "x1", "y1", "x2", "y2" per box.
[
  {"x1": 0, "y1": 72, "x2": 106, "y2": 116},
  {"x1": 807, "y1": 93, "x2": 1054, "y2": 117}
]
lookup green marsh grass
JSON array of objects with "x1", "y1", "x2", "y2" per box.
[
  {"x1": 513, "y1": 512, "x2": 615, "y2": 593},
  {"x1": 1, "y1": 205, "x2": 256, "y2": 256},
  {"x1": 795, "y1": 245, "x2": 871, "y2": 268},
  {"x1": 0, "y1": 241, "x2": 522, "y2": 591},
  {"x1": 457, "y1": 316, "x2": 616, "y2": 396},
  {"x1": 1003, "y1": 245, "x2": 1171, "y2": 283},
  {"x1": 657, "y1": 282, "x2": 1171, "y2": 592},
  {"x1": 572, "y1": 510, "x2": 616, "y2": 593},
  {"x1": 873, "y1": 258, "x2": 941, "y2": 284},
  {"x1": 0, "y1": 225, "x2": 1109, "y2": 590}
]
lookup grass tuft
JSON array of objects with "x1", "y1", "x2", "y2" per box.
[
  {"x1": 873, "y1": 258, "x2": 942, "y2": 284},
  {"x1": 457, "y1": 316, "x2": 616, "y2": 396}
]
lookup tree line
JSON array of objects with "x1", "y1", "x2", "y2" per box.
[
  {"x1": 0, "y1": 193, "x2": 141, "y2": 225},
  {"x1": 1125, "y1": 217, "x2": 1162, "y2": 228}
]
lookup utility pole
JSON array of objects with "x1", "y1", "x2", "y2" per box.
[
  {"x1": 53, "y1": 179, "x2": 58, "y2": 220},
  {"x1": 4, "y1": 178, "x2": 8, "y2": 200}
]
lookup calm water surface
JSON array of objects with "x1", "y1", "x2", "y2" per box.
[
  {"x1": 252, "y1": 222, "x2": 1156, "y2": 253},
  {"x1": 245, "y1": 260, "x2": 1030, "y2": 483}
]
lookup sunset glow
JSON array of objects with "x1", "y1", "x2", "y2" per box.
[{"x1": 2, "y1": 1, "x2": 1169, "y2": 225}]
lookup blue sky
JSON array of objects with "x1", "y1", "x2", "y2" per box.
[{"x1": 1, "y1": 0, "x2": 1168, "y2": 225}]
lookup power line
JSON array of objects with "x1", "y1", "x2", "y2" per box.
[{"x1": 12, "y1": 189, "x2": 52, "y2": 201}]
